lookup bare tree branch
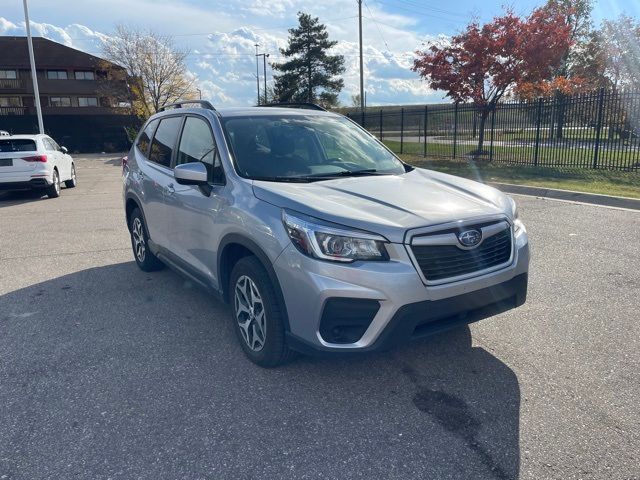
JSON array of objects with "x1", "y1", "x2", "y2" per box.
[{"x1": 101, "y1": 25, "x2": 197, "y2": 117}]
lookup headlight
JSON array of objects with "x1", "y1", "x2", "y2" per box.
[
  {"x1": 507, "y1": 195, "x2": 519, "y2": 219},
  {"x1": 282, "y1": 211, "x2": 389, "y2": 262},
  {"x1": 508, "y1": 196, "x2": 526, "y2": 234}
]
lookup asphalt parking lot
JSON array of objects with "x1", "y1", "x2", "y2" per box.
[{"x1": 1, "y1": 154, "x2": 639, "y2": 480}]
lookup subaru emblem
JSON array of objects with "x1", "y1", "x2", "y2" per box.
[{"x1": 458, "y1": 229, "x2": 482, "y2": 247}]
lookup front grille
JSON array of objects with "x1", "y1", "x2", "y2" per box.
[{"x1": 411, "y1": 227, "x2": 512, "y2": 282}]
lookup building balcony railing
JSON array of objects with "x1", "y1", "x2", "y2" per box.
[
  {"x1": 0, "y1": 106, "x2": 27, "y2": 116},
  {"x1": 0, "y1": 78, "x2": 130, "y2": 95},
  {"x1": 0, "y1": 79, "x2": 27, "y2": 91},
  {"x1": 0, "y1": 106, "x2": 131, "y2": 116}
]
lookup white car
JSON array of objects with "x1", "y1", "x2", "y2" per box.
[
  {"x1": 0, "y1": 130, "x2": 10, "y2": 136},
  {"x1": 0, "y1": 134, "x2": 76, "y2": 198}
]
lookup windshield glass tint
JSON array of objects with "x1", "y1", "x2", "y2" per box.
[
  {"x1": 222, "y1": 114, "x2": 405, "y2": 180},
  {"x1": 0, "y1": 139, "x2": 37, "y2": 152}
]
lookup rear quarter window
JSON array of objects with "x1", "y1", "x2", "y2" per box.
[
  {"x1": 0, "y1": 139, "x2": 37, "y2": 152},
  {"x1": 148, "y1": 116, "x2": 182, "y2": 168},
  {"x1": 136, "y1": 119, "x2": 159, "y2": 157}
]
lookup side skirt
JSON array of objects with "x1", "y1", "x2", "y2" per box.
[{"x1": 148, "y1": 239, "x2": 225, "y2": 303}]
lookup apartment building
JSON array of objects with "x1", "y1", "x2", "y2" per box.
[
  {"x1": 0, "y1": 36, "x2": 137, "y2": 151},
  {"x1": 0, "y1": 36, "x2": 131, "y2": 115}
]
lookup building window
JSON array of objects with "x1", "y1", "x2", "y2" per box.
[
  {"x1": 50, "y1": 97, "x2": 71, "y2": 107},
  {"x1": 0, "y1": 70, "x2": 17, "y2": 79},
  {"x1": 47, "y1": 70, "x2": 68, "y2": 80},
  {"x1": 0, "y1": 97, "x2": 22, "y2": 107},
  {"x1": 75, "y1": 71, "x2": 95, "y2": 80},
  {"x1": 78, "y1": 97, "x2": 98, "y2": 107}
]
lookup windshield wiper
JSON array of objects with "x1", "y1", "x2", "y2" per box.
[
  {"x1": 251, "y1": 175, "x2": 317, "y2": 183},
  {"x1": 305, "y1": 169, "x2": 392, "y2": 179},
  {"x1": 251, "y1": 170, "x2": 393, "y2": 183}
]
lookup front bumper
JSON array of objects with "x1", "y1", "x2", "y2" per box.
[
  {"x1": 273, "y1": 229, "x2": 529, "y2": 353},
  {"x1": 286, "y1": 272, "x2": 527, "y2": 354}
]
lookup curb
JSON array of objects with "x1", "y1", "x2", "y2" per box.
[{"x1": 490, "y1": 182, "x2": 640, "y2": 211}]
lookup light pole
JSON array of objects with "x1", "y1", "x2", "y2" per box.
[
  {"x1": 358, "y1": 0, "x2": 364, "y2": 111},
  {"x1": 254, "y1": 43, "x2": 260, "y2": 105},
  {"x1": 23, "y1": 0, "x2": 44, "y2": 134},
  {"x1": 196, "y1": 88, "x2": 202, "y2": 100},
  {"x1": 256, "y1": 53, "x2": 270, "y2": 104}
]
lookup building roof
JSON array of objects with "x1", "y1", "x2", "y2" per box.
[{"x1": 0, "y1": 36, "x2": 122, "y2": 70}]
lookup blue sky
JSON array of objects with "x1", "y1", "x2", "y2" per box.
[{"x1": 1, "y1": 0, "x2": 639, "y2": 106}]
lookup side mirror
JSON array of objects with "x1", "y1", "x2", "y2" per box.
[
  {"x1": 60, "y1": 146, "x2": 68, "y2": 154},
  {"x1": 174, "y1": 162, "x2": 208, "y2": 185}
]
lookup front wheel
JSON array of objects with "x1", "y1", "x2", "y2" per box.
[{"x1": 230, "y1": 256, "x2": 295, "y2": 367}]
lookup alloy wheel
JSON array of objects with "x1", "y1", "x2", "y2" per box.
[
  {"x1": 132, "y1": 217, "x2": 146, "y2": 263},
  {"x1": 234, "y1": 275, "x2": 267, "y2": 351}
]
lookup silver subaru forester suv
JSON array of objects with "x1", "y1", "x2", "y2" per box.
[{"x1": 123, "y1": 101, "x2": 529, "y2": 367}]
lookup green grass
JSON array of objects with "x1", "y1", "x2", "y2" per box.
[
  {"x1": 396, "y1": 154, "x2": 640, "y2": 199},
  {"x1": 429, "y1": 128, "x2": 609, "y2": 142},
  {"x1": 383, "y1": 139, "x2": 640, "y2": 170},
  {"x1": 380, "y1": 139, "x2": 640, "y2": 198}
]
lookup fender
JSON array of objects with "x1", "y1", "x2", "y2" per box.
[
  {"x1": 217, "y1": 233, "x2": 291, "y2": 332},
  {"x1": 124, "y1": 192, "x2": 147, "y2": 232}
]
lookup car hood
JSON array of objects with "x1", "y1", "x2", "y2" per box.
[{"x1": 252, "y1": 168, "x2": 512, "y2": 243}]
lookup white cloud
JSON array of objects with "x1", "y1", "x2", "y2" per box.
[
  {"x1": 0, "y1": 0, "x2": 444, "y2": 107},
  {"x1": 241, "y1": 0, "x2": 297, "y2": 17},
  {"x1": 0, "y1": 17, "x2": 19, "y2": 34}
]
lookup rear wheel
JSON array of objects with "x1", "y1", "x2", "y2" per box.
[
  {"x1": 230, "y1": 256, "x2": 295, "y2": 367},
  {"x1": 46, "y1": 169, "x2": 60, "y2": 198},
  {"x1": 129, "y1": 208, "x2": 164, "y2": 271},
  {"x1": 64, "y1": 164, "x2": 77, "y2": 188}
]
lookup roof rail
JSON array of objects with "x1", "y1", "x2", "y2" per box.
[
  {"x1": 261, "y1": 102, "x2": 327, "y2": 112},
  {"x1": 159, "y1": 100, "x2": 216, "y2": 112}
]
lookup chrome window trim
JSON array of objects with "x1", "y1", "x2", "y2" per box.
[{"x1": 405, "y1": 215, "x2": 516, "y2": 286}]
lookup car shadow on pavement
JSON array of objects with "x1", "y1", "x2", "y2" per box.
[
  {"x1": 0, "y1": 189, "x2": 50, "y2": 206},
  {"x1": 0, "y1": 261, "x2": 520, "y2": 480}
]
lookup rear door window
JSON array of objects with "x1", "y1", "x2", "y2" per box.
[
  {"x1": 149, "y1": 116, "x2": 182, "y2": 168},
  {"x1": 0, "y1": 139, "x2": 37, "y2": 152},
  {"x1": 136, "y1": 119, "x2": 159, "y2": 158}
]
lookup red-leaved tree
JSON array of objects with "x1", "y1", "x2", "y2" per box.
[{"x1": 412, "y1": 7, "x2": 572, "y2": 155}]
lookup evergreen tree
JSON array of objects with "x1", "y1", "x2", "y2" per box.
[{"x1": 273, "y1": 12, "x2": 345, "y2": 108}]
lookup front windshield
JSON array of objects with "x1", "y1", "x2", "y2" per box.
[{"x1": 221, "y1": 114, "x2": 406, "y2": 181}]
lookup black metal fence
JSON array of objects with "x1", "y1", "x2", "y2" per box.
[
  {"x1": 0, "y1": 113, "x2": 140, "y2": 153},
  {"x1": 345, "y1": 89, "x2": 640, "y2": 171}
]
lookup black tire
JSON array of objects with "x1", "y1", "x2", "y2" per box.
[
  {"x1": 64, "y1": 163, "x2": 77, "y2": 188},
  {"x1": 129, "y1": 208, "x2": 164, "y2": 272},
  {"x1": 229, "y1": 256, "x2": 296, "y2": 367},
  {"x1": 46, "y1": 169, "x2": 61, "y2": 198}
]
